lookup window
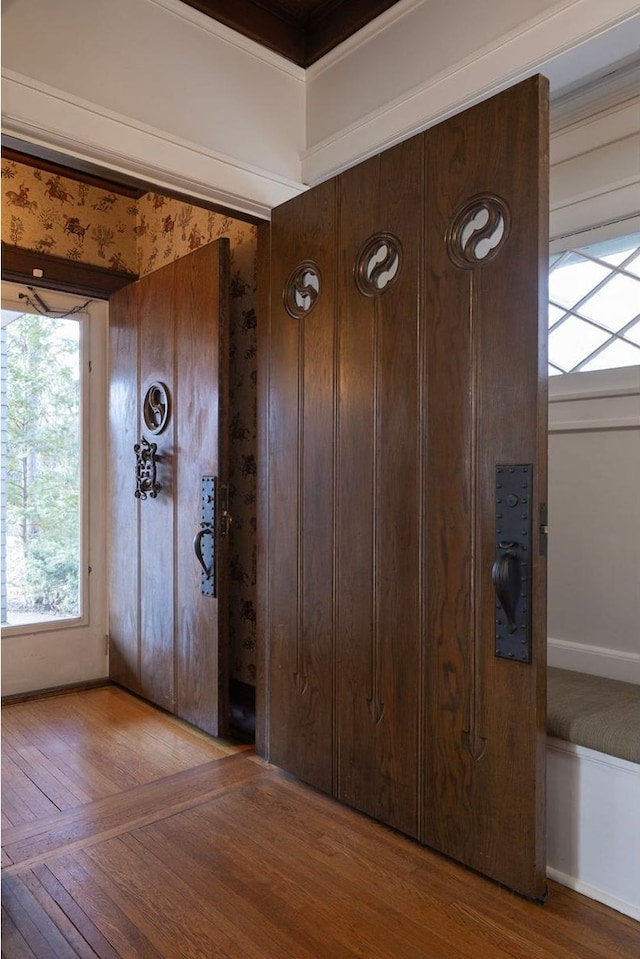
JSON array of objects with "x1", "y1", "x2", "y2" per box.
[
  {"x1": 548, "y1": 232, "x2": 640, "y2": 375},
  {"x1": 1, "y1": 282, "x2": 107, "y2": 694},
  {"x1": 2, "y1": 305, "x2": 84, "y2": 628},
  {"x1": 2, "y1": 308, "x2": 82, "y2": 627},
  {"x1": 1, "y1": 288, "x2": 99, "y2": 634}
]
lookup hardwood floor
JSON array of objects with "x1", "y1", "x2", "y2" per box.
[{"x1": 2, "y1": 687, "x2": 638, "y2": 958}]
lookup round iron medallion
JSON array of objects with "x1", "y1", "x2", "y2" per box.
[{"x1": 143, "y1": 382, "x2": 170, "y2": 435}]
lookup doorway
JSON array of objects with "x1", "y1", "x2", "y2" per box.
[{"x1": 0, "y1": 154, "x2": 260, "y2": 736}]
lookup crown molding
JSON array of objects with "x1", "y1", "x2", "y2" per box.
[
  {"x1": 1, "y1": 70, "x2": 306, "y2": 219},
  {"x1": 302, "y1": 0, "x2": 640, "y2": 185},
  {"x1": 550, "y1": 58, "x2": 640, "y2": 132}
]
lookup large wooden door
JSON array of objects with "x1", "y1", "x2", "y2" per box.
[
  {"x1": 260, "y1": 77, "x2": 548, "y2": 898},
  {"x1": 109, "y1": 240, "x2": 230, "y2": 736}
]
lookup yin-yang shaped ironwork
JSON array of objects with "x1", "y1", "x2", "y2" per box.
[
  {"x1": 283, "y1": 261, "x2": 321, "y2": 318},
  {"x1": 143, "y1": 381, "x2": 170, "y2": 435},
  {"x1": 446, "y1": 194, "x2": 511, "y2": 269},
  {"x1": 355, "y1": 232, "x2": 402, "y2": 296}
]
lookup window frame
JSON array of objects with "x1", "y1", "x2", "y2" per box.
[
  {"x1": 547, "y1": 228, "x2": 640, "y2": 377},
  {"x1": 1, "y1": 284, "x2": 107, "y2": 642}
]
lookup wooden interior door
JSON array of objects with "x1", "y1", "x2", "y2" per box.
[
  {"x1": 260, "y1": 77, "x2": 548, "y2": 898},
  {"x1": 109, "y1": 240, "x2": 230, "y2": 736}
]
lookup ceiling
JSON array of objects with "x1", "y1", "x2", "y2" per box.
[{"x1": 177, "y1": 0, "x2": 403, "y2": 66}]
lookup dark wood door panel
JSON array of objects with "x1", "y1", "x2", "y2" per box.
[
  {"x1": 174, "y1": 240, "x2": 230, "y2": 736},
  {"x1": 423, "y1": 76, "x2": 548, "y2": 897},
  {"x1": 336, "y1": 137, "x2": 423, "y2": 838},
  {"x1": 138, "y1": 263, "x2": 176, "y2": 712},
  {"x1": 267, "y1": 180, "x2": 337, "y2": 793},
  {"x1": 109, "y1": 242, "x2": 230, "y2": 736},
  {"x1": 262, "y1": 76, "x2": 548, "y2": 899},
  {"x1": 108, "y1": 282, "x2": 140, "y2": 693}
]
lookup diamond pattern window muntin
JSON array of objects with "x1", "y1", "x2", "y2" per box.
[
  {"x1": 548, "y1": 232, "x2": 640, "y2": 375},
  {"x1": 580, "y1": 274, "x2": 640, "y2": 331}
]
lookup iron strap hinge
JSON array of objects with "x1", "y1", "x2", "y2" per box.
[
  {"x1": 539, "y1": 502, "x2": 548, "y2": 556},
  {"x1": 220, "y1": 484, "x2": 231, "y2": 537}
]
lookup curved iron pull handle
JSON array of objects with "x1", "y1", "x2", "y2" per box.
[
  {"x1": 492, "y1": 541, "x2": 519, "y2": 633},
  {"x1": 193, "y1": 526, "x2": 214, "y2": 578}
]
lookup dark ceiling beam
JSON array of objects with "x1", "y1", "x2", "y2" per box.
[
  {"x1": 306, "y1": 0, "x2": 399, "y2": 65},
  {"x1": 179, "y1": 0, "x2": 306, "y2": 64},
  {"x1": 175, "y1": 0, "x2": 400, "y2": 66}
]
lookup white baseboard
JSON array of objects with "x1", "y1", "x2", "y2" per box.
[
  {"x1": 548, "y1": 636, "x2": 640, "y2": 684},
  {"x1": 546, "y1": 866, "x2": 640, "y2": 921},
  {"x1": 546, "y1": 738, "x2": 640, "y2": 920}
]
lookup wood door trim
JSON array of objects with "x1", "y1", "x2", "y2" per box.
[
  {"x1": 2, "y1": 243, "x2": 137, "y2": 297},
  {"x1": 1, "y1": 680, "x2": 112, "y2": 707}
]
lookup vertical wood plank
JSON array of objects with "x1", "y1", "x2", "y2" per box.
[
  {"x1": 267, "y1": 180, "x2": 337, "y2": 792},
  {"x1": 336, "y1": 136, "x2": 423, "y2": 837},
  {"x1": 137, "y1": 263, "x2": 176, "y2": 712},
  {"x1": 256, "y1": 220, "x2": 271, "y2": 759},
  {"x1": 423, "y1": 75, "x2": 548, "y2": 897},
  {"x1": 108, "y1": 283, "x2": 140, "y2": 693},
  {"x1": 174, "y1": 239, "x2": 230, "y2": 736}
]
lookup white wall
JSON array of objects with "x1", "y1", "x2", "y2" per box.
[
  {"x1": 550, "y1": 62, "x2": 640, "y2": 242},
  {"x1": 3, "y1": 0, "x2": 640, "y2": 214},
  {"x1": 545, "y1": 64, "x2": 640, "y2": 686},
  {"x1": 548, "y1": 368, "x2": 640, "y2": 682}
]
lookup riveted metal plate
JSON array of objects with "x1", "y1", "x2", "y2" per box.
[
  {"x1": 493, "y1": 464, "x2": 533, "y2": 663},
  {"x1": 199, "y1": 475, "x2": 216, "y2": 597}
]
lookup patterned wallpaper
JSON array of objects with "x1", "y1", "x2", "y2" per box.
[
  {"x1": 2, "y1": 159, "x2": 137, "y2": 270},
  {"x1": 2, "y1": 159, "x2": 258, "y2": 688}
]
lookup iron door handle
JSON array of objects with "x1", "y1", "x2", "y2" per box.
[
  {"x1": 193, "y1": 525, "x2": 214, "y2": 579},
  {"x1": 492, "y1": 542, "x2": 519, "y2": 633}
]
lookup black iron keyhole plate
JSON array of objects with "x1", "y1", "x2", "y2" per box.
[{"x1": 494, "y1": 464, "x2": 533, "y2": 663}]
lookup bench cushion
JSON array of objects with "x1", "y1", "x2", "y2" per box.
[{"x1": 547, "y1": 667, "x2": 640, "y2": 764}]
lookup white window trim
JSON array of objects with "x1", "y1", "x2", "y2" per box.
[
  {"x1": 549, "y1": 365, "x2": 640, "y2": 432},
  {"x1": 550, "y1": 214, "x2": 640, "y2": 256},
  {"x1": 1, "y1": 282, "x2": 108, "y2": 695}
]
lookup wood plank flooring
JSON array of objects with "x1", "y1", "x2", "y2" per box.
[{"x1": 2, "y1": 686, "x2": 638, "y2": 958}]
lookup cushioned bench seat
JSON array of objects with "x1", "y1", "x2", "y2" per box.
[{"x1": 547, "y1": 667, "x2": 640, "y2": 764}]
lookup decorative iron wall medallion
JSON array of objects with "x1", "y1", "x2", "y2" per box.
[
  {"x1": 355, "y1": 232, "x2": 401, "y2": 296},
  {"x1": 283, "y1": 261, "x2": 321, "y2": 319},
  {"x1": 143, "y1": 382, "x2": 170, "y2": 434},
  {"x1": 446, "y1": 194, "x2": 511, "y2": 269}
]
